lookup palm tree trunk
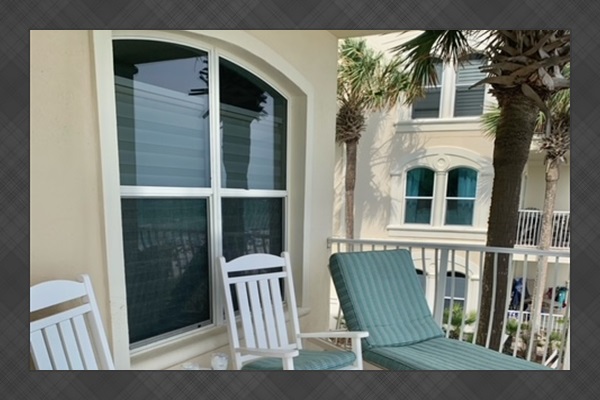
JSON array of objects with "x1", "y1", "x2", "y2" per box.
[
  {"x1": 344, "y1": 139, "x2": 358, "y2": 239},
  {"x1": 528, "y1": 159, "x2": 560, "y2": 355},
  {"x1": 476, "y1": 90, "x2": 538, "y2": 350}
]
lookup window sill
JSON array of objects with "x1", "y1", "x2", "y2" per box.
[
  {"x1": 394, "y1": 117, "x2": 483, "y2": 133},
  {"x1": 129, "y1": 307, "x2": 311, "y2": 370}
]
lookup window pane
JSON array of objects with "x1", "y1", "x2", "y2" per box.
[
  {"x1": 405, "y1": 199, "x2": 432, "y2": 224},
  {"x1": 456, "y1": 58, "x2": 485, "y2": 86},
  {"x1": 454, "y1": 87, "x2": 485, "y2": 117},
  {"x1": 222, "y1": 198, "x2": 284, "y2": 260},
  {"x1": 121, "y1": 199, "x2": 210, "y2": 345},
  {"x1": 411, "y1": 87, "x2": 441, "y2": 119},
  {"x1": 445, "y1": 200, "x2": 475, "y2": 225},
  {"x1": 446, "y1": 168, "x2": 477, "y2": 197},
  {"x1": 406, "y1": 168, "x2": 435, "y2": 197},
  {"x1": 445, "y1": 274, "x2": 466, "y2": 297},
  {"x1": 113, "y1": 40, "x2": 211, "y2": 187},
  {"x1": 454, "y1": 57, "x2": 486, "y2": 117},
  {"x1": 220, "y1": 58, "x2": 287, "y2": 190}
]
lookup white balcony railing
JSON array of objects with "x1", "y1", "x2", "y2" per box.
[
  {"x1": 327, "y1": 238, "x2": 570, "y2": 369},
  {"x1": 516, "y1": 210, "x2": 570, "y2": 249}
]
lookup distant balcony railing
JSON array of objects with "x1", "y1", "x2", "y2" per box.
[
  {"x1": 516, "y1": 210, "x2": 570, "y2": 249},
  {"x1": 327, "y1": 238, "x2": 570, "y2": 369}
]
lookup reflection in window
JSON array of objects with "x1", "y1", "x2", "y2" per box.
[
  {"x1": 445, "y1": 168, "x2": 477, "y2": 225},
  {"x1": 121, "y1": 199, "x2": 209, "y2": 346},
  {"x1": 221, "y1": 198, "x2": 283, "y2": 260},
  {"x1": 220, "y1": 58, "x2": 287, "y2": 190},
  {"x1": 222, "y1": 198, "x2": 284, "y2": 311},
  {"x1": 405, "y1": 168, "x2": 435, "y2": 224},
  {"x1": 114, "y1": 40, "x2": 211, "y2": 188}
]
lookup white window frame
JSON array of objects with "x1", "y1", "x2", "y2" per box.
[
  {"x1": 388, "y1": 148, "x2": 493, "y2": 240},
  {"x1": 408, "y1": 54, "x2": 490, "y2": 121},
  {"x1": 92, "y1": 30, "x2": 315, "y2": 369}
]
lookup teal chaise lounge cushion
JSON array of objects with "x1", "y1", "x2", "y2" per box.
[{"x1": 329, "y1": 249, "x2": 551, "y2": 370}]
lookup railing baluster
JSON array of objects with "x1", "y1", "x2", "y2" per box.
[
  {"x1": 460, "y1": 250, "x2": 470, "y2": 342},
  {"x1": 514, "y1": 254, "x2": 529, "y2": 358},
  {"x1": 433, "y1": 248, "x2": 448, "y2": 327}
]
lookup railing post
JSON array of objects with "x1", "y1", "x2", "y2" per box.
[
  {"x1": 563, "y1": 321, "x2": 570, "y2": 370},
  {"x1": 433, "y1": 249, "x2": 449, "y2": 327}
]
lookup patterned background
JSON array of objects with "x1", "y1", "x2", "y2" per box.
[{"x1": 2, "y1": 0, "x2": 598, "y2": 398}]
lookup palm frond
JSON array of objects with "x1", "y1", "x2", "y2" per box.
[
  {"x1": 481, "y1": 106, "x2": 502, "y2": 139},
  {"x1": 392, "y1": 30, "x2": 473, "y2": 99}
]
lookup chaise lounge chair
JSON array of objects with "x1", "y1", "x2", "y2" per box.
[{"x1": 329, "y1": 249, "x2": 551, "y2": 370}]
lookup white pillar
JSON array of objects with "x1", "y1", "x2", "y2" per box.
[
  {"x1": 432, "y1": 171, "x2": 446, "y2": 226},
  {"x1": 425, "y1": 273, "x2": 436, "y2": 313},
  {"x1": 563, "y1": 327, "x2": 570, "y2": 370}
]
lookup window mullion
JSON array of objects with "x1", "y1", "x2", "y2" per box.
[
  {"x1": 440, "y1": 62, "x2": 455, "y2": 118},
  {"x1": 208, "y1": 48, "x2": 225, "y2": 326}
]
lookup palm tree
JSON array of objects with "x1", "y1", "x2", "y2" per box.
[
  {"x1": 395, "y1": 30, "x2": 570, "y2": 350},
  {"x1": 481, "y1": 64, "x2": 570, "y2": 353},
  {"x1": 336, "y1": 38, "x2": 410, "y2": 239},
  {"x1": 528, "y1": 64, "x2": 570, "y2": 353}
]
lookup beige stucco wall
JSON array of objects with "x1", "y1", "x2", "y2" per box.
[
  {"x1": 30, "y1": 30, "x2": 340, "y2": 369},
  {"x1": 333, "y1": 116, "x2": 497, "y2": 240},
  {"x1": 522, "y1": 157, "x2": 570, "y2": 211},
  {"x1": 30, "y1": 30, "x2": 112, "y2": 324}
]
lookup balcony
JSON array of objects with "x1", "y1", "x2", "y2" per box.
[
  {"x1": 516, "y1": 209, "x2": 570, "y2": 249},
  {"x1": 327, "y1": 238, "x2": 570, "y2": 369}
]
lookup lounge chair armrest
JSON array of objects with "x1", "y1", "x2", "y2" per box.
[
  {"x1": 297, "y1": 331, "x2": 369, "y2": 339},
  {"x1": 235, "y1": 347, "x2": 299, "y2": 358}
]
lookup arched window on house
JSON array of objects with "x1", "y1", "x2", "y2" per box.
[
  {"x1": 445, "y1": 167, "x2": 478, "y2": 226},
  {"x1": 405, "y1": 167, "x2": 435, "y2": 224},
  {"x1": 113, "y1": 39, "x2": 288, "y2": 348}
]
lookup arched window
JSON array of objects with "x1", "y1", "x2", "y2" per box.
[
  {"x1": 445, "y1": 167, "x2": 478, "y2": 225},
  {"x1": 405, "y1": 167, "x2": 435, "y2": 224},
  {"x1": 113, "y1": 39, "x2": 287, "y2": 347},
  {"x1": 444, "y1": 271, "x2": 466, "y2": 309}
]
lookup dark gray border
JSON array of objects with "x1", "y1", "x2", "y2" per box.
[{"x1": 4, "y1": 0, "x2": 597, "y2": 398}]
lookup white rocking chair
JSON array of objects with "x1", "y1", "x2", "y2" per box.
[
  {"x1": 30, "y1": 274, "x2": 115, "y2": 370},
  {"x1": 219, "y1": 252, "x2": 368, "y2": 370}
]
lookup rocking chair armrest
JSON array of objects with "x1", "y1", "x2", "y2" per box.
[
  {"x1": 236, "y1": 347, "x2": 299, "y2": 359},
  {"x1": 297, "y1": 331, "x2": 369, "y2": 339}
]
